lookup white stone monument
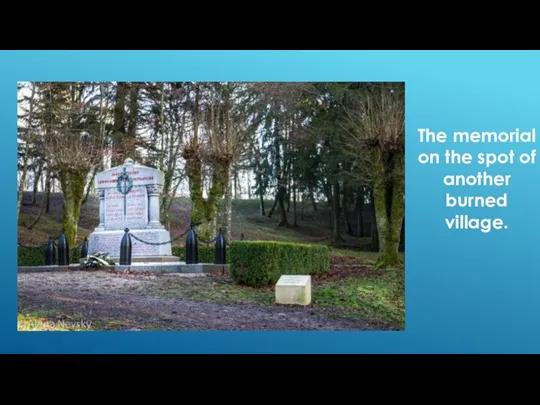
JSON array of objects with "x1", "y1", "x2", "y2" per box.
[
  {"x1": 275, "y1": 275, "x2": 312, "y2": 306},
  {"x1": 88, "y1": 158, "x2": 177, "y2": 262}
]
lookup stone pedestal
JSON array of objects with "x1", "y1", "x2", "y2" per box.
[
  {"x1": 275, "y1": 275, "x2": 312, "y2": 306},
  {"x1": 87, "y1": 158, "x2": 178, "y2": 261},
  {"x1": 88, "y1": 228, "x2": 172, "y2": 257}
]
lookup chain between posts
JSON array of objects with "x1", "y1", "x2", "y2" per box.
[
  {"x1": 17, "y1": 229, "x2": 232, "y2": 249},
  {"x1": 126, "y1": 228, "x2": 190, "y2": 246},
  {"x1": 199, "y1": 235, "x2": 235, "y2": 247},
  {"x1": 197, "y1": 236, "x2": 217, "y2": 245},
  {"x1": 126, "y1": 228, "x2": 235, "y2": 247},
  {"x1": 18, "y1": 229, "x2": 241, "y2": 249}
]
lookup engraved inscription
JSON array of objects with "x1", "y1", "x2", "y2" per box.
[
  {"x1": 91, "y1": 231, "x2": 162, "y2": 256},
  {"x1": 279, "y1": 275, "x2": 310, "y2": 285},
  {"x1": 104, "y1": 187, "x2": 148, "y2": 230}
]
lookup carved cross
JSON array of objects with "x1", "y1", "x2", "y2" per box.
[{"x1": 116, "y1": 167, "x2": 133, "y2": 217}]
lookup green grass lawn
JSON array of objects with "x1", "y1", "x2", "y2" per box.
[{"x1": 315, "y1": 272, "x2": 404, "y2": 328}]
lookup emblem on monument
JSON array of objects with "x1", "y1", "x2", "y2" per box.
[{"x1": 116, "y1": 167, "x2": 133, "y2": 217}]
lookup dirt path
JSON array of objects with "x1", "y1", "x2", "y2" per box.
[{"x1": 18, "y1": 271, "x2": 390, "y2": 331}]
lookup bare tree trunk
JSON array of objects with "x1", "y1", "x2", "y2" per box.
[
  {"x1": 292, "y1": 184, "x2": 298, "y2": 227},
  {"x1": 259, "y1": 192, "x2": 265, "y2": 216},
  {"x1": 356, "y1": 186, "x2": 364, "y2": 237},
  {"x1": 99, "y1": 82, "x2": 107, "y2": 172},
  {"x1": 256, "y1": 165, "x2": 265, "y2": 215},
  {"x1": 164, "y1": 174, "x2": 183, "y2": 230},
  {"x1": 331, "y1": 180, "x2": 341, "y2": 245},
  {"x1": 18, "y1": 154, "x2": 30, "y2": 221},
  {"x1": 219, "y1": 166, "x2": 233, "y2": 244},
  {"x1": 159, "y1": 82, "x2": 165, "y2": 170},
  {"x1": 371, "y1": 216, "x2": 379, "y2": 252},
  {"x1": 372, "y1": 149, "x2": 404, "y2": 268},
  {"x1": 233, "y1": 165, "x2": 238, "y2": 199},
  {"x1": 247, "y1": 170, "x2": 252, "y2": 200},
  {"x1": 277, "y1": 187, "x2": 288, "y2": 227},
  {"x1": 185, "y1": 83, "x2": 205, "y2": 232},
  {"x1": 184, "y1": 83, "x2": 220, "y2": 239},
  {"x1": 59, "y1": 169, "x2": 88, "y2": 246},
  {"x1": 253, "y1": 149, "x2": 264, "y2": 214},
  {"x1": 269, "y1": 110, "x2": 286, "y2": 225},
  {"x1": 267, "y1": 197, "x2": 278, "y2": 218},
  {"x1": 126, "y1": 83, "x2": 140, "y2": 160},
  {"x1": 322, "y1": 185, "x2": 332, "y2": 232},
  {"x1": 112, "y1": 82, "x2": 127, "y2": 166},
  {"x1": 18, "y1": 83, "x2": 37, "y2": 221},
  {"x1": 342, "y1": 185, "x2": 353, "y2": 235},
  {"x1": 45, "y1": 172, "x2": 52, "y2": 213},
  {"x1": 311, "y1": 190, "x2": 318, "y2": 211},
  {"x1": 32, "y1": 161, "x2": 43, "y2": 206},
  {"x1": 161, "y1": 93, "x2": 186, "y2": 230},
  {"x1": 82, "y1": 167, "x2": 98, "y2": 205},
  {"x1": 286, "y1": 178, "x2": 291, "y2": 213},
  {"x1": 28, "y1": 171, "x2": 51, "y2": 230}
]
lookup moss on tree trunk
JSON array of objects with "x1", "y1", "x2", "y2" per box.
[
  {"x1": 184, "y1": 144, "x2": 231, "y2": 240},
  {"x1": 59, "y1": 169, "x2": 87, "y2": 246},
  {"x1": 185, "y1": 149, "x2": 205, "y2": 227},
  {"x1": 218, "y1": 165, "x2": 233, "y2": 243},
  {"x1": 372, "y1": 148, "x2": 404, "y2": 269}
]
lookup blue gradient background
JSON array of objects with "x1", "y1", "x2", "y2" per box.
[{"x1": 3, "y1": 50, "x2": 540, "y2": 353}]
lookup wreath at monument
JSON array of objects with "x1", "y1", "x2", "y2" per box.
[
  {"x1": 83, "y1": 252, "x2": 116, "y2": 269},
  {"x1": 116, "y1": 167, "x2": 133, "y2": 195},
  {"x1": 116, "y1": 167, "x2": 133, "y2": 216}
]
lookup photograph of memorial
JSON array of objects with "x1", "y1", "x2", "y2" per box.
[{"x1": 17, "y1": 82, "x2": 405, "y2": 331}]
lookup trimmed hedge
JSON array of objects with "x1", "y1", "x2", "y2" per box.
[
  {"x1": 18, "y1": 245, "x2": 83, "y2": 266},
  {"x1": 229, "y1": 240, "x2": 329, "y2": 287}
]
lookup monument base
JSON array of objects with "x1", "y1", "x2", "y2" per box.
[
  {"x1": 88, "y1": 228, "x2": 173, "y2": 258},
  {"x1": 114, "y1": 263, "x2": 228, "y2": 274},
  {"x1": 110, "y1": 255, "x2": 180, "y2": 263}
]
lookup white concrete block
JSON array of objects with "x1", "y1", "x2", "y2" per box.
[{"x1": 275, "y1": 275, "x2": 311, "y2": 305}]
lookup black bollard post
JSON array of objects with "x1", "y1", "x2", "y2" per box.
[
  {"x1": 120, "y1": 228, "x2": 132, "y2": 265},
  {"x1": 81, "y1": 237, "x2": 89, "y2": 259},
  {"x1": 215, "y1": 228, "x2": 226, "y2": 264},
  {"x1": 58, "y1": 229, "x2": 69, "y2": 266},
  {"x1": 45, "y1": 236, "x2": 56, "y2": 265},
  {"x1": 186, "y1": 225, "x2": 198, "y2": 264}
]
